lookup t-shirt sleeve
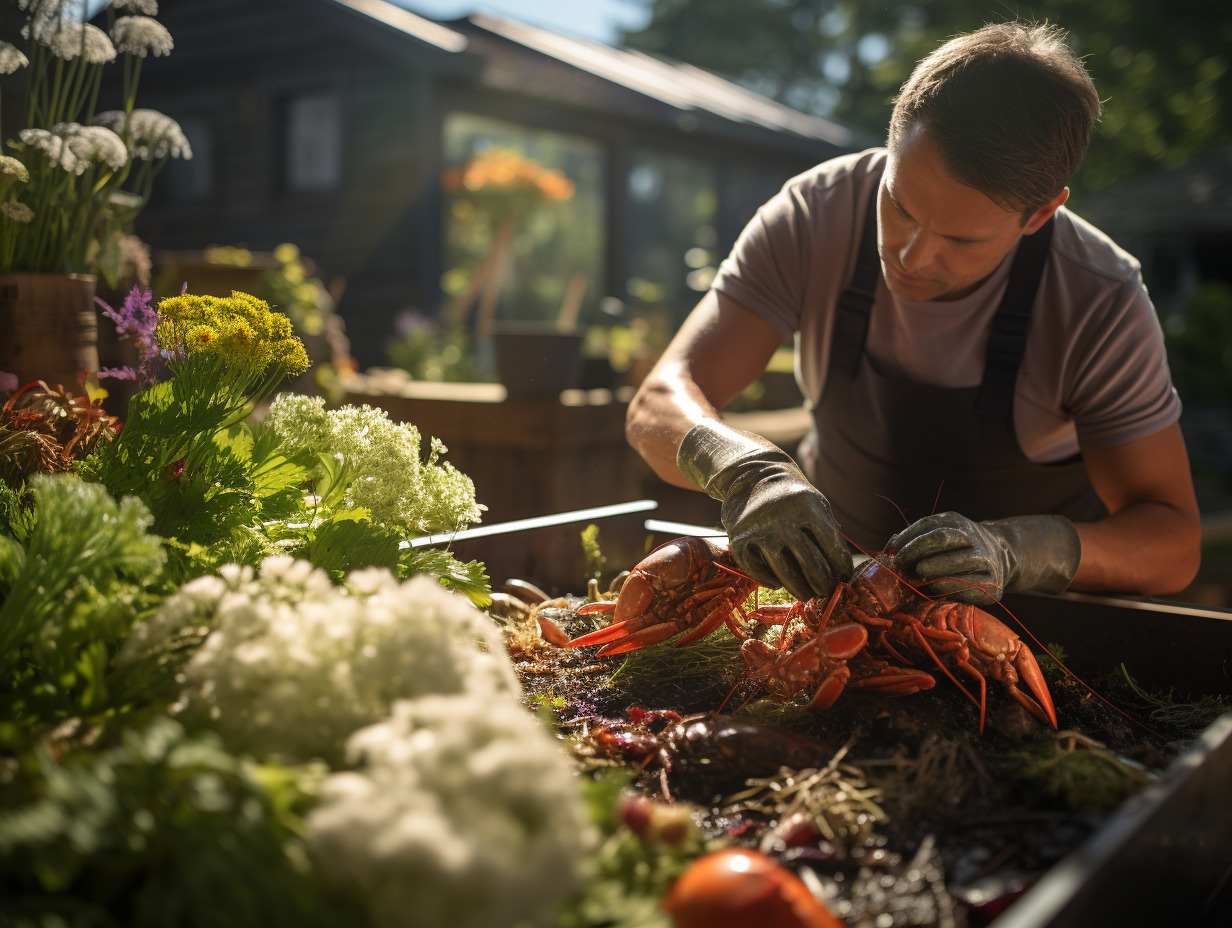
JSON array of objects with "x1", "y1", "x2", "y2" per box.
[
  {"x1": 711, "y1": 186, "x2": 810, "y2": 342},
  {"x1": 1066, "y1": 271, "x2": 1182, "y2": 449}
]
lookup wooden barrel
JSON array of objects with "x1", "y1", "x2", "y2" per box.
[{"x1": 0, "y1": 272, "x2": 98, "y2": 390}]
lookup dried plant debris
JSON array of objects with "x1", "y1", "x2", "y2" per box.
[
  {"x1": 726, "y1": 740, "x2": 888, "y2": 852},
  {"x1": 1117, "y1": 663, "x2": 1232, "y2": 729},
  {"x1": 860, "y1": 732, "x2": 999, "y2": 827}
]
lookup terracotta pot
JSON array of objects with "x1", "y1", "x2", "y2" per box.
[{"x1": 0, "y1": 272, "x2": 99, "y2": 390}]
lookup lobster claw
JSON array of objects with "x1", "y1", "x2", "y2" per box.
[
  {"x1": 565, "y1": 537, "x2": 759, "y2": 656},
  {"x1": 1008, "y1": 640, "x2": 1058, "y2": 729}
]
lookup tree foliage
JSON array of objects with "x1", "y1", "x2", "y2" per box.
[{"x1": 619, "y1": 0, "x2": 1231, "y2": 193}]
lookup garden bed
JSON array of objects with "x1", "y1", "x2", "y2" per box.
[{"x1": 461, "y1": 509, "x2": 1232, "y2": 928}]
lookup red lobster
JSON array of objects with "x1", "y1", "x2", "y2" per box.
[{"x1": 566, "y1": 536, "x2": 1056, "y2": 733}]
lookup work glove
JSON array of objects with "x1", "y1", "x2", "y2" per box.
[
  {"x1": 676, "y1": 420, "x2": 853, "y2": 602},
  {"x1": 890, "y1": 512, "x2": 1082, "y2": 605}
]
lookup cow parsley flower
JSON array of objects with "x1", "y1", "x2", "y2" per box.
[
  {"x1": 18, "y1": 123, "x2": 126, "y2": 175},
  {"x1": 26, "y1": 20, "x2": 116, "y2": 63},
  {"x1": 19, "y1": 127, "x2": 79, "y2": 174},
  {"x1": 0, "y1": 156, "x2": 30, "y2": 184},
  {"x1": 0, "y1": 41, "x2": 29, "y2": 74},
  {"x1": 94, "y1": 108, "x2": 192, "y2": 160},
  {"x1": 61, "y1": 123, "x2": 128, "y2": 172},
  {"x1": 307, "y1": 694, "x2": 595, "y2": 928},
  {"x1": 111, "y1": 14, "x2": 173, "y2": 57},
  {"x1": 1, "y1": 202, "x2": 34, "y2": 223},
  {"x1": 125, "y1": 557, "x2": 519, "y2": 765},
  {"x1": 264, "y1": 393, "x2": 484, "y2": 533}
]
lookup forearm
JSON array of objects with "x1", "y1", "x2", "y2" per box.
[
  {"x1": 1072, "y1": 502, "x2": 1202, "y2": 596},
  {"x1": 625, "y1": 290, "x2": 784, "y2": 489},
  {"x1": 625, "y1": 362, "x2": 721, "y2": 489}
]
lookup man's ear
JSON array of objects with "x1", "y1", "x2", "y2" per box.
[{"x1": 1023, "y1": 187, "x2": 1070, "y2": 234}]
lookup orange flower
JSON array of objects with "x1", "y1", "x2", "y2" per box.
[{"x1": 439, "y1": 147, "x2": 574, "y2": 202}]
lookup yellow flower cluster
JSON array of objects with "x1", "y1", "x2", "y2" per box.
[
  {"x1": 156, "y1": 290, "x2": 310, "y2": 376},
  {"x1": 440, "y1": 147, "x2": 574, "y2": 201}
]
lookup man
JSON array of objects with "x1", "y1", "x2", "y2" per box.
[{"x1": 626, "y1": 21, "x2": 1202, "y2": 606}]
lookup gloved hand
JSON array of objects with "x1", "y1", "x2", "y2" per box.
[
  {"x1": 890, "y1": 511, "x2": 1082, "y2": 605},
  {"x1": 676, "y1": 420, "x2": 853, "y2": 602}
]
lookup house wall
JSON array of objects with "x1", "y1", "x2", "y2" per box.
[
  {"x1": 124, "y1": 0, "x2": 467, "y2": 361},
  {"x1": 116, "y1": 0, "x2": 854, "y2": 367}
]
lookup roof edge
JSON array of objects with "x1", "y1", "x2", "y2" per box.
[{"x1": 327, "y1": 0, "x2": 468, "y2": 53}]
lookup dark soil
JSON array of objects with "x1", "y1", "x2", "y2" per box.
[{"x1": 498, "y1": 590, "x2": 1219, "y2": 928}]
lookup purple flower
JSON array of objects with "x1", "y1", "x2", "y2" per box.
[
  {"x1": 0, "y1": 370, "x2": 18, "y2": 395},
  {"x1": 96, "y1": 285, "x2": 162, "y2": 387},
  {"x1": 98, "y1": 366, "x2": 137, "y2": 381}
]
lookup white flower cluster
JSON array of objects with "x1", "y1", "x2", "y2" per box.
[
  {"x1": 264, "y1": 393, "x2": 484, "y2": 534},
  {"x1": 20, "y1": 123, "x2": 127, "y2": 175},
  {"x1": 124, "y1": 554, "x2": 593, "y2": 928},
  {"x1": 0, "y1": 156, "x2": 30, "y2": 183},
  {"x1": 23, "y1": 17, "x2": 116, "y2": 64},
  {"x1": 110, "y1": 14, "x2": 173, "y2": 58},
  {"x1": 307, "y1": 695, "x2": 595, "y2": 928},
  {"x1": 0, "y1": 41, "x2": 29, "y2": 75},
  {"x1": 128, "y1": 556, "x2": 518, "y2": 765},
  {"x1": 94, "y1": 109, "x2": 192, "y2": 161},
  {"x1": 1, "y1": 202, "x2": 34, "y2": 223}
]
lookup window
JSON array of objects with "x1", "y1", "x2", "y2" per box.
[
  {"x1": 625, "y1": 150, "x2": 718, "y2": 326},
  {"x1": 285, "y1": 89, "x2": 342, "y2": 192}
]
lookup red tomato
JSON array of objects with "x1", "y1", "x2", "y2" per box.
[{"x1": 662, "y1": 847, "x2": 844, "y2": 928}]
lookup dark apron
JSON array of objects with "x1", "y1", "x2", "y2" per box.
[{"x1": 810, "y1": 179, "x2": 1106, "y2": 553}]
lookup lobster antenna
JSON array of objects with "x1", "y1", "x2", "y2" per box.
[
  {"x1": 931, "y1": 481, "x2": 945, "y2": 516},
  {"x1": 873, "y1": 493, "x2": 912, "y2": 529}
]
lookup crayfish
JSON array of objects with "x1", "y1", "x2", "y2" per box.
[
  {"x1": 566, "y1": 536, "x2": 1057, "y2": 734},
  {"x1": 585, "y1": 707, "x2": 833, "y2": 803}
]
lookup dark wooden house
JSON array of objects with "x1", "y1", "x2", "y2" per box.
[{"x1": 119, "y1": 0, "x2": 866, "y2": 365}]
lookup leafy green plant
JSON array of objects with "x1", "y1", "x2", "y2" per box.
[
  {"x1": 581, "y1": 523, "x2": 606, "y2": 583},
  {"x1": 0, "y1": 286, "x2": 535, "y2": 924},
  {"x1": 82, "y1": 288, "x2": 490, "y2": 599},
  {"x1": 0, "y1": 716, "x2": 362, "y2": 928},
  {"x1": 0, "y1": 474, "x2": 166, "y2": 723}
]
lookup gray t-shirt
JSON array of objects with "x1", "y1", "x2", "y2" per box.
[{"x1": 713, "y1": 148, "x2": 1180, "y2": 463}]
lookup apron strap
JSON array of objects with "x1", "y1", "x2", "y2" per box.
[
  {"x1": 974, "y1": 219, "x2": 1054, "y2": 421},
  {"x1": 831, "y1": 181, "x2": 881, "y2": 378}
]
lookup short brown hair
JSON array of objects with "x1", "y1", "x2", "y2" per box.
[{"x1": 888, "y1": 22, "x2": 1102, "y2": 213}]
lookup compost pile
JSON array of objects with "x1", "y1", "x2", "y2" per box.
[{"x1": 490, "y1": 564, "x2": 1223, "y2": 928}]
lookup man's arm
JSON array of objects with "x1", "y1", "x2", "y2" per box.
[
  {"x1": 625, "y1": 289, "x2": 854, "y2": 601},
  {"x1": 1072, "y1": 422, "x2": 1202, "y2": 596},
  {"x1": 625, "y1": 289, "x2": 785, "y2": 487},
  {"x1": 893, "y1": 423, "x2": 1203, "y2": 603}
]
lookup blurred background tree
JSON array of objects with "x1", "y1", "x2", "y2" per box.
[{"x1": 619, "y1": 0, "x2": 1231, "y2": 196}]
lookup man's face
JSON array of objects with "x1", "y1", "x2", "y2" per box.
[{"x1": 879, "y1": 124, "x2": 1042, "y2": 302}]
